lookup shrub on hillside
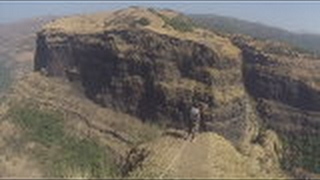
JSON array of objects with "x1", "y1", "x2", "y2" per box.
[
  {"x1": 135, "y1": 17, "x2": 150, "y2": 26},
  {"x1": 167, "y1": 16, "x2": 195, "y2": 32},
  {"x1": 147, "y1": 8, "x2": 195, "y2": 32},
  {"x1": 280, "y1": 132, "x2": 320, "y2": 174}
]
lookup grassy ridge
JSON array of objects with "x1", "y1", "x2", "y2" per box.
[{"x1": 10, "y1": 106, "x2": 119, "y2": 178}]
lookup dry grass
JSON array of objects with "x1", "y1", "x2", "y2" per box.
[
  {"x1": 0, "y1": 117, "x2": 43, "y2": 178},
  {"x1": 13, "y1": 72, "x2": 164, "y2": 148},
  {"x1": 130, "y1": 132, "x2": 288, "y2": 179},
  {"x1": 213, "y1": 85, "x2": 246, "y2": 105},
  {"x1": 201, "y1": 67, "x2": 242, "y2": 85},
  {"x1": 0, "y1": 72, "x2": 164, "y2": 177},
  {"x1": 43, "y1": 7, "x2": 241, "y2": 62},
  {"x1": 0, "y1": 153, "x2": 43, "y2": 177},
  {"x1": 14, "y1": 51, "x2": 34, "y2": 63},
  {"x1": 158, "y1": 78, "x2": 245, "y2": 105},
  {"x1": 7, "y1": 104, "x2": 118, "y2": 178}
]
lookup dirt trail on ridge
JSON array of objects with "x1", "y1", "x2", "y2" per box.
[{"x1": 130, "y1": 132, "x2": 288, "y2": 179}]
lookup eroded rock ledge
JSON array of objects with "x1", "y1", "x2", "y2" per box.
[{"x1": 35, "y1": 27, "x2": 246, "y2": 125}]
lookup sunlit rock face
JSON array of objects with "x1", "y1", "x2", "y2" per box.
[{"x1": 34, "y1": 8, "x2": 320, "y2": 162}]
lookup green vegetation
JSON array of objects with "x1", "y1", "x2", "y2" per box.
[
  {"x1": 52, "y1": 137, "x2": 116, "y2": 177},
  {"x1": 148, "y1": 8, "x2": 195, "y2": 32},
  {"x1": 12, "y1": 107, "x2": 64, "y2": 147},
  {"x1": 134, "y1": 17, "x2": 150, "y2": 26},
  {"x1": 165, "y1": 16, "x2": 195, "y2": 32},
  {"x1": 0, "y1": 60, "x2": 12, "y2": 95},
  {"x1": 280, "y1": 132, "x2": 320, "y2": 173},
  {"x1": 11, "y1": 106, "x2": 118, "y2": 178}
]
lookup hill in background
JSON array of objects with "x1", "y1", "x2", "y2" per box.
[{"x1": 189, "y1": 14, "x2": 320, "y2": 55}]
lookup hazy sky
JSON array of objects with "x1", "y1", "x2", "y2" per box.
[{"x1": 1, "y1": 1, "x2": 320, "y2": 34}]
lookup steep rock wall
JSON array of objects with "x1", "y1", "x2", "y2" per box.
[
  {"x1": 232, "y1": 36, "x2": 320, "y2": 167},
  {"x1": 237, "y1": 42, "x2": 320, "y2": 112},
  {"x1": 35, "y1": 29, "x2": 238, "y2": 117},
  {"x1": 232, "y1": 36, "x2": 320, "y2": 132},
  {"x1": 34, "y1": 28, "x2": 259, "y2": 151}
]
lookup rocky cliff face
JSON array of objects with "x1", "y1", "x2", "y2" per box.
[
  {"x1": 34, "y1": 7, "x2": 258, "y2": 151},
  {"x1": 233, "y1": 36, "x2": 320, "y2": 111},
  {"x1": 231, "y1": 35, "x2": 320, "y2": 134},
  {"x1": 34, "y1": 7, "x2": 320, "y2": 174},
  {"x1": 232, "y1": 35, "x2": 320, "y2": 174}
]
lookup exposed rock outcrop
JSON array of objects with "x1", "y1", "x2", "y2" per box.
[
  {"x1": 232, "y1": 35, "x2": 320, "y2": 175},
  {"x1": 233, "y1": 35, "x2": 320, "y2": 111},
  {"x1": 32, "y1": 7, "x2": 320, "y2": 176},
  {"x1": 231, "y1": 35, "x2": 320, "y2": 135},
  {"x1": 34, "y1": 7, "x2": 258, "y2": 152}
]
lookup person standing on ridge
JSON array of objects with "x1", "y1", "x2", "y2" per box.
[{"x1": 187, "y1": 103, "x2": 201, "y2": 141}]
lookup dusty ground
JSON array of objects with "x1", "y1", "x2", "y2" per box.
[{"x1": 130, "y1": 131, "x2": 289, "y2": 179}]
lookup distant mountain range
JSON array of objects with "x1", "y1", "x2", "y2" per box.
[{"x1": 189, "y1": 14, "x2": 320, "y2": 55}]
